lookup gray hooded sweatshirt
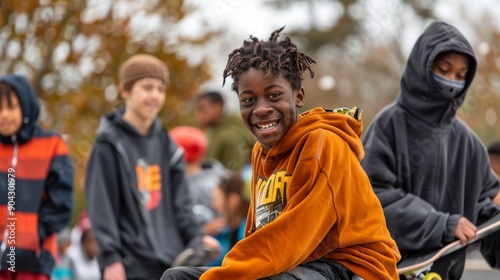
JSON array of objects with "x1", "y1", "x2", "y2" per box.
[
  {"x1": 361, "y1": 21, "x2": 500, "y2": 278},
  {"x1": 85, "y1": 109, "x2": 202, "y2": 279}
]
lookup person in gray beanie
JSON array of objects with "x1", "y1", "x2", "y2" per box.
[{"x1": 85, "y1": 54, "x2": 221, "y2": 280}]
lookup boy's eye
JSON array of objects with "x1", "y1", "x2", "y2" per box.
[
  {"x1": 241, "y1": 97, "x2": 254, "y2": 104},
  {"x1": 142, "y1": 84, "x2": 154, "y2": 91},
  {"x1": 457, "y1": 72, "x2": 467, "y2": 81},
  {"x1": 8, "y1": 102, "x2": 20, "y2": 109},
  {"x1": 438, "y1": 67, "x2": 448, "y2": 73},
  {"x1": 269, "y1": 92, "x2": 280, "y2": 99}
]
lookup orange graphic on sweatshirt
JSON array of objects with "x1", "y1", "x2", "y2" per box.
[{"x1": 136, "y1": 161, "x2": 162, "y2": 210}]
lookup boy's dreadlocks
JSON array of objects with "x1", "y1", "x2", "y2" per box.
[{"x1": 223, "y1": 26, "x2": 316, "y2": 92}]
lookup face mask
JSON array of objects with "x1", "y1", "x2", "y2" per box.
[{"x1": 433, "y1": 73, "x2": 466, "y2": 99}]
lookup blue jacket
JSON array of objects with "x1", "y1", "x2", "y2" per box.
[{"x1": 208, "y1": 218, "x2": 246, "y2": 266}]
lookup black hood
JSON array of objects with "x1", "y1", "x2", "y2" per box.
[
  {"x1": 0, "y1": 74, "x2": 40, "y2": 144},
  {"x1": 397, "y1": 21, "x2": 477, "y2": 126},
  {"x1": 96, "y1": 107, "x2": 164, "y2": 141}
]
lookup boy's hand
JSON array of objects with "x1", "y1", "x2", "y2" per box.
[
  {"x1": 455, "y1": 217, "x2": 477, "y2": 246},
  {"x1": 202, "y1": 235, "x2": 222, "y2": 260},
  {"x1": 104, "y1": 261, "x2": 126, "y2": 280},
  {"x1": 203, "y1": 217, "x2": 227, "y2": 236}
]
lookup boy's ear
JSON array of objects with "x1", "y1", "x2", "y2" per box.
[
  {"x1": 118, "y1": 82, "x2": 129, "y2": 99},
  {"x1": 295, "y1": 88, "x2": 305, "y2": 108},
  {"x1": 215, "y1": 101, "x2": 224, "y2": 113}
]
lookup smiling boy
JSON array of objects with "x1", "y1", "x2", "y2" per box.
[
  {"x1": 85, "y1": 54, "x2": 220, "y2": 280},
  {"x1": 162, "y1": 27, "x2": 400, "y2": 280}
]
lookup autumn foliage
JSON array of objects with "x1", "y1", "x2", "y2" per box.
[{"x1": 0, "y1": 0, "x2": 221, "y2": 221}]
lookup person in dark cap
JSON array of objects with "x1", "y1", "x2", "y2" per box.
[
  {"x1": 84, "y1": 54, "x2": 221, "y2": 280},
  {"x1": 0, "y1": 74, "x2": 74, "y2": 279},
  {"x1": 195, "y1": 90, "x2": 255, "y2": 172}
]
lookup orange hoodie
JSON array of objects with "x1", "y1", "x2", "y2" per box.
[{"x1": 201, "y1": 107, "x2": 400, "y2": 280}]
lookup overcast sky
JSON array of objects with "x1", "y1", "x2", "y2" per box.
[{"x1": 182, "y1": 0, "x2": 500, "y2": 47}]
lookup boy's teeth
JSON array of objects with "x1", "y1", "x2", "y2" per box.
[{"x1": 258, "y1": 122, "x2": 278, "y2": 131}]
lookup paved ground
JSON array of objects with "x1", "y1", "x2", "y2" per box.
[{"x1": 462, "y1": 249, "x2": 500, "y2": 279}]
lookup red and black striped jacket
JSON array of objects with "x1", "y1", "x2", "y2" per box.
[{"x1": 0, "y1": 74, "x2": 73, "y2": 276}]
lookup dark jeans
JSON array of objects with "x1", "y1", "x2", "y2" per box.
[{"x1": 161, "y1": 259, "x2": 354, "y2": 280}]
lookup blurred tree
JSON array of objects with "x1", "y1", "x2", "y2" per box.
[
  {"x1": 457, "y1": 13, "x2": 500, "y2": 146},
  {"x1": 263, "y1": 0, "x2": 437, "y2": 53},
  {"x1": 265, "y1": 0, "x2": 500, "y2": 144},
  {"x1": 0, "y1": 0, "x2": 222, "y2": 224},
  {"x1": 263, "y1": 0, "x2": 360, "y2": 52}
]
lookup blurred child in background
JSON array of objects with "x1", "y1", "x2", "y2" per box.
[
  {"x1": 67, "y1": 213, "x2": 100, "y2": 280},
  {"x1": 84, "y1": 54, "x2": 220, "y2": 280},
  {"x1": 169, "y1": 126, "x2": 229, "y2": 238},
  {"x1": 194, "y1": 91, "x2": 255, "y2": 173},
  {"x1": 51, "y1": 228, "x2": 74, "y2": 280},
  {"x1": 211, "y1": 173, "x2": 249, "y2": 265},
  {"x1": 0, "y1": 74, "x2": 74, "y2": 280}
]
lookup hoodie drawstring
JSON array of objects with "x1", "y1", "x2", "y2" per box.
[{"x1": 11, "y1": 134, "x2": 18, "y2": 169}]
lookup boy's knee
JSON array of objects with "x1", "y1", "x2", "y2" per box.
[
  {"x1": 161, "y1": 266, "x2": 203, "y2": 280},
  {"x1": 161, "y1": 267, "x2": 181, "y2": 280}
]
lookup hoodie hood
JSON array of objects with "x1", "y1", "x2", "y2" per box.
[
  {"x1": 397, "y1": 21, "x2": 477, "y2": 126},
  {"x1": 96, "y1": 107, "x2": 163, "y2": 141},
  {"x1": 262, "y1": 107, "x2": 364, "y2": 160},
  {"x1": 0, "y1": 74, "x2": 40, "y2": 144}
]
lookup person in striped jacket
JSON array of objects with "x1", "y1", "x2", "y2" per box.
[{"x1": 0, "y1": 74, "x2": 74, "y2": 280}]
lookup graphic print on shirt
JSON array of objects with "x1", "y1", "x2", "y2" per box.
[
  {"x1": 255, "y1": 170, "x2": 290, "y2": 229},
  {"x1": 136, "y1": 159, "x2": 161, "y2": 210}
]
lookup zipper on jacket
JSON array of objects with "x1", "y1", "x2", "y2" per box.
[
  {"x1": 434, "y1": 129, "x2": 442, "y2": 207},
  {"x1": 0, "y1": 135, "x2": 19, "y2": 260}
]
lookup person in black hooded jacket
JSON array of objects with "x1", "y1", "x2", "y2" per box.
[
  {"x1": 361, "y1": 21, "x2": 500, "y2": 279},
  {"x1": 0, "y1": 74, "x2": 74, "y2": 279}
]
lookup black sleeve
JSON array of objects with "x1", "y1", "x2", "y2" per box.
[
  {"x1": 361, "y1": 121, "x2": 449, "y2": 251},
  {"x1": 84, "y1": 141, "x2": 123, "y2": 267},
  {"x1": 38, "y1": 139, "x2": 74, "y2": 244}
]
